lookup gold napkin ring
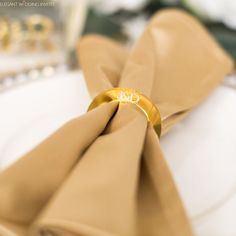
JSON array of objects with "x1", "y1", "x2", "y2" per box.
[{"x1": 88, "y1": 88, "x2": 162, "y2": 137}]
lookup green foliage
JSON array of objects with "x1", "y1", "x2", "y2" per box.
[
  {"x1": 82, "y1": 8, "x2": 124, "y2": 39},
  {"x1": 206, "y1": 23, "x2": 236, "y2": 59}
]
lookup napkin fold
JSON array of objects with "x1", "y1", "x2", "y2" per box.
[{"x1": 0, "y1": 9, "x2": 233, "y2": 236}]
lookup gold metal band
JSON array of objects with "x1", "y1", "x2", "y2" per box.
[{"x1": 88, "y1": 88, "x2": 162, "y2": 137}]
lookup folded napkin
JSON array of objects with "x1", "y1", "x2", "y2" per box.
[{"x1": 0, "y1": 9, "x2": 233, "y2": 236}]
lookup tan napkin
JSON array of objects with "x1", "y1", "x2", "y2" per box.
[{"x1": 0, "y1": 9, "x2": 233, "y2": 236}]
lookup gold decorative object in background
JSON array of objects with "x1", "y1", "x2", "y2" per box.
[
  {"x1": 24, "y1": 15, "x2": 54, "y2": 51},
  {"x1": 0, "y1": 1, "x2": 71, "y2": 93},
  {"x1": 0, "y1": 18, "x2": 10, "y2": 49},
  {"x1": 0, "y1": 15, "x2": 55, "y2": 52},
  {"x1": 0, "y1": 17, "x2": 21, "y2": 50}
]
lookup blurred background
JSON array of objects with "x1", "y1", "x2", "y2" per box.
[{"x1": 0, "y1": 0, "x2": 236, "y2": 92}]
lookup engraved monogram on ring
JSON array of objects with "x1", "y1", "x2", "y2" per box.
[{"x1": 117, "y1": 90, "x2": 140, "y2": 103}]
